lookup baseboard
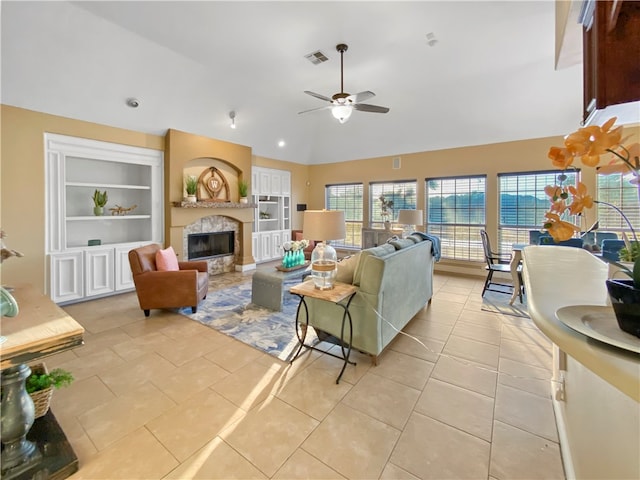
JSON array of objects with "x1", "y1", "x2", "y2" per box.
[
  {"x1": 235, "y1": 263, "x2": 256, "y2": 272},
  {"x1": 551, "y1": 379, "x2": 576, "y2": 480}
]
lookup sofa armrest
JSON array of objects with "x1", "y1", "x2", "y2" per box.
[{"x1": 178, "y1": 261, "x2": 208, "y2": 273}]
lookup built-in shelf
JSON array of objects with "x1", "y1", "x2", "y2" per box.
[
  {"x1": 66, "y1": 182, "x2": 151, "y2": 190},
  {"x1": 66, "y1": 215, "x2": 151, "y2": 221},
  {"x1": 172, "y1": 201, "x2": 256, "y2": 208}
]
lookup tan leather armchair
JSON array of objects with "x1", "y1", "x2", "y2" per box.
[{"x1": 128, "y1": 243, "x2": 209, "y2": 317}]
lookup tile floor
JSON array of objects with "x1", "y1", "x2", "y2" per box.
[{"x1": 43, "y1": 269, "x2": 566, "y2": 479}]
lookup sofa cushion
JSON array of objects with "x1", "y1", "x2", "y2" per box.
[
  {"x1": 336, "y1": 252, "x2": 361, "y2": 284},
  {"x1": 353, "y1": 244, "x2": 395, "y2": 286},
  {"x1": 156, "y1": 246, "x2": 179, "y2": 271},
  {"x1": 406, "y1": 234, "x2": 424, "y2": 244},
  {"x1": 389, "y1": 239, "x2": 416, "y2": 250}
]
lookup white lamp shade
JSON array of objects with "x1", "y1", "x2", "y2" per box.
[
  {"x1": 397, "y1": 209, "x2": 423, "y2": 226},
  {"x1": 331, "y1": 105, "x2": 353, "y2": 124},
  {"x1": 303, "y1": 210, "x2": 346, "y2": 241}
]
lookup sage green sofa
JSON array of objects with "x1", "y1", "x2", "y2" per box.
[{"x1": 300, "y1": 235, "x2": 435, "y2": 364}]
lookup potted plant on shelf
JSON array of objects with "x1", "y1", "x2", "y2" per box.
[
  {"x1": 92, "y1": 189, "x2": 108, "y2": 216},
  {"x1": 238, "y1": 179, "x2": 249, "y2": 204},
  {"x1": 26, "y1": 363, "x2": 74, "y2": 419},
  {"x1": 543, "y1": 117, "x2": 640, "y2": 337},
  {"x1": 185, "y1": 175, "x2": 198, "y2": 202}
]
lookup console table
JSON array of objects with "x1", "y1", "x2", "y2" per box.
[
  {"x1": 361, "y1": 228, "x2": 403, "y2": 249},
  {"x1": 0, "y1": 285, "x2": 84, "y2": 479},
  {"x1": 289, "y1": 281, "x2": 357, "y2": 383}
]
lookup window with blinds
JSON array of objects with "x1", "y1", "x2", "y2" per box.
[
  {"x1": 426, "y1": 176, "x2": 486, "y2": 261},
  {"x1": 597, "y1": 172, "x2": 640, "y2": 235},
  {"x1": 370, "y1": 181, "x2": 417, "y2": 227},
  {"x1": 325, "y1": 183, "x2": 363, "y2": 248}
]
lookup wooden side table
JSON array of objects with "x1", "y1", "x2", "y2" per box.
[
  {"x1": 0, "y1": 285, "x2": 84, "y2": 479},
  {"x1": 289, "y1": 281, "x2": 357, "y2": 383}
]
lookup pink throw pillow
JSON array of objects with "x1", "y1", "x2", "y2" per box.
[{"x1": 156, "y1": 246, "x2": 179, "y2": 271}]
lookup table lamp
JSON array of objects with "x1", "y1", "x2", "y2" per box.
[
  {"x1": 303, "y1": 210, "x2": 346, "y2": 290},
  {"x1": 397, "y1": 209, "x2": 423, "y2": 236}
]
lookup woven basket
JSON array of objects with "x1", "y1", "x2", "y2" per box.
[{"x1": 28, "y1": 363, "x2": 54, "y2": 419}]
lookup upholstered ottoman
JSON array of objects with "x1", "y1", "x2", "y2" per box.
[{"x1": 251, "y1": 268, "x2": 309, "y2": 311}]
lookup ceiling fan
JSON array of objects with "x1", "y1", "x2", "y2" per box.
[{"x1": 299, "y1": 43, "x2": 390, "y2": 124}]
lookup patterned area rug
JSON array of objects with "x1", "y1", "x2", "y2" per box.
[
  {"x1": 178, "y1": 277, "x2": 315, "y2": 361},
  {"x1": 481, "y1": 289, "x2": 529, "y2": 318}
]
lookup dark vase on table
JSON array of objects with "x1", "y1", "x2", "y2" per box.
[{"x1": 605, "y1": 279, "x2": 640, "y2": 338}]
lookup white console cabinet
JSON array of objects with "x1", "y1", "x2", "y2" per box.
[
  {"x1": 45, "y1": 133, "x2": 163, "y2": 304},
  {"x1": 251, "y1": 167, "x2": 291, "y2": 263}
]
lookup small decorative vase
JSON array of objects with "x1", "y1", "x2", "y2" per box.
[
  {"x1": 282, "y1": 251, "x2": 291, "y2": 268},
  {"x1": 606, "y1": 279, "x2": 640, "y2": 338},
  {"x1": 186, "y1": 195, "x2": 197, "y2": 203},
  {"x1": 239, "y1": 197, "x2": 248, "y2": 204},
  {"x1": 298, "y1": 250, "x2": 304, "y2": 265},
  {"x1": 93, "y1": 206, "x2": 104, "y2": 216},
  {"x1": 384, "y1": 220, "x2": 391, "y2": 232}
]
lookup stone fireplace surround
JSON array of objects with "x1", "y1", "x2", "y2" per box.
[
  {"x1": 165, "y1": 129, "x2": 256, "y2": 271},
  {"x1": 183, "y1": 215, "x2": 239, "y2": 275}
]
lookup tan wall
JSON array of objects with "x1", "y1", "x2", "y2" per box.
[{"x1": 0, "y1": 105, "x2": 164, "y2": 292}]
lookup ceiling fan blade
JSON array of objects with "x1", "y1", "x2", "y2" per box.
[
  {"x1": 347, "y1": 91, "x2": 375, "y2": 103},
  {"x1": 298, "y1": 105, "x2": 332, "y2": 115},
  {"x1": 304, "y1": 91, "x2": 332, "y2": 102},
  {"x1": 354, "y1": 103, "x2": 390, "y2": 114}
]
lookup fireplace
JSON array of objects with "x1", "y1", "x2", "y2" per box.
[{"x1": 188, "y1": 231, "x2": 235, "y2": 260}]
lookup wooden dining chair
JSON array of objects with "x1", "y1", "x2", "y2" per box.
[{"x1": 480, "y1": 230, "x2": 523, "y2": 303}]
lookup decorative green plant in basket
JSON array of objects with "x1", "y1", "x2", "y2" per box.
[
  {"x1": 185, "y1": 175, "x2": 198, "y2": 196},
  {"x1": 92, "y1": 189, "x2": 108, "y2": 207},
  {"x1": 25, "y1": 364, "x2": 74, "y2": 419}
]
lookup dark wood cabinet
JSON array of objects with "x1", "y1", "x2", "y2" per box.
[{"x1": 582, "y1": 0, "x2": 640, "y2": 123}]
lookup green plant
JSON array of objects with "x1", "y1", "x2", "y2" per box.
[
  {"x1": 238, "y1": 179, "x2": 249, "y2": 198},
  {"x1": 185, "y1": 175, "x2": 198, "y2": 196},
  {"x1": 26, "y1": 368, "x2": 74, "y2": 394},
  {"x1": 619, "y1": 242, "x2": 640, "y2": 263},
  {"x1": 92, "y1": 189, "x2": 108, "y2": 207},
  {"x1": 379, "y1": 194, "x2": 393, "y2": 220}
]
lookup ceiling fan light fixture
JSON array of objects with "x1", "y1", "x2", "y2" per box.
[{"x1": 331, "y1": 104, "x2": 353, "y2": 124}]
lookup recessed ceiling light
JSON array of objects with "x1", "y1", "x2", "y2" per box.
[
  {"x1": 278, "y1": 140, "x2": 286, "y2": 148},
  {"x1": 126, "y1": 97, "x2": 140, "y2": 108}
]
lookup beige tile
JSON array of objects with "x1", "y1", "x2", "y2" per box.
[
  {"x1": 490, "y1": 421, "x2": 565, "y2": 479},
  {"x1": 57, "y1": 349, "x2": 126, "y2": 382},
  {"x1": 119, "y1": 316, "x2": 179, "y2": 338},
  {"x1": 371, "y1": 350, "x2": 435, "y2": 390},
  {"x1": 50, "y1": 375, "x2": 115, "y2": 420},
  {"x1": 159, "y1": 316, "x2": 215, "y2": 340},
  {"x1": 163, "y1": 437, "x2": 267, "y2": 479},
  {"x1": 443, "y1": 335, "x2": 500, "y2": 368},
  {"x1": 403, "y1": 317, "x2": 454, "y2": 342},
  {"x1": 390, "y1": 412, "x2": 490, "y2": 479},
  {"x1": 98, "y1": 352, "x2": 177, "y2": 396},
  {"x1": 305, "y1": 346, "x2": 372, "y2": 385},
  {"x1": 220, "y1": 396, "x2": 318, "y2": 477},
  {"x1": 155, "y1": 331, "x2": 230, "y2": 366},
  {"x1": 431, "y1": 354, "x2": 497, "y2": 398},
  {"x1": 414, "y1": 307, "x2": 460, "y2": 326},
  {"x1": 147, "y1": 388, "x2": 245, "y2": 461},
  {"x1": 498, "y1": 357, "x2": 552, "y2": 398},
  {"x1": 380, "y1": 463, "x2": 421, "y2": 480},
  {"x1": 110, "y1": 331, "x2": 175, "y2": 361},
  {"x1": 53, "y1": 416, "x2": 98, "y2": 465},
  {"x1": 342, "y1": 373, "x2": 420, "y2": 429},
  {"x1": 452, "y1": 321, "x2": 502, "y2": 345},
  {"x1": 439, "y1": 284, "x2": 474, "y2": 296},
  {"x1": 434, "y1": 290, "x2": 469, "y2": 304},
  {"x1": 302, "y1": 403, "x2": 400, "y2": 479},
  {"x1": 158, "y1": 357, "x2": 230, "y2": 403},
  {"x1": 389, "y1": 332, "x2": 444, "y2": 363},
  {"x1": 494, "y1": 384, "x2": 558, "y2": 442},
  {"x1": 78, "y1": 383, "x2": 175, "y2": 450},
  {"x1": 276, "y1": 366, "x2": 351, "y2": 420},
  {"x1": 415, "y1": 378, "x2": 494, "y2": 441},
  {"x1": 69, "y1": 427, "x2": 178, "y2": 479},
  {"x1": 273, "y1": 449, "x2": 345, "y2": 479},
  {"x1": 204, "y1": 338, "x2": 265, "y2": 372},
  {"x1": 41, "y1": 349, "x2": 79, "y2": 367},
  {"x1": 73, "y1": 329, "x2": 132, "y2": 357},
  {"x1": 501, "y1": 323, "x2": 552, "y2": 347},
  {"x1": 500, "y1": 338, "x2": 552, "y2": 370},
  {"x1": 212, "y1": 361, "x2": 284, "y2": 411},
  {"x1": 456, "y1": 309, "x2": 504, "y2": 331}
]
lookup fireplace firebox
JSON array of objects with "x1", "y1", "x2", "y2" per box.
[{"x1": 188, "y1": 231, "x2": 234, "y2": 260}]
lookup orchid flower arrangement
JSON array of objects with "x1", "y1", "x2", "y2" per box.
[
  {"x1": 543, "y1": 117, "x2": 639, "y2": 285},
  {"x1": 379, "y1": 194, "x2": 394, "y2": 220}
]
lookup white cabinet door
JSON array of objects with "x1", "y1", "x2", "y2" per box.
[
  {"x1": 85, "y1": 248, "x2": 115, "y2": 297},
  {"x1": 271, "y1": 231, "x2": 283, "y2": 259},
  {"x1": 115, "y1": 245, "x2": 135, "y2": 291},
  {"x1": 252, "y1": 233, "x2": 260, "y2": 262},
  {"x1": 252, "y1": 170, "x2": 260, "y2": 197},
  {"x1": 259, "y1": 171, "x2": 271, "y2": 195},
  {"x1": 281, "y1": 172, "x2": 291, "y2": 196},
  {"x1": 270, "y1": 173, "x2": 282, "y2": 196},
  {"x1": 260, "y1": 233, "x2": 272, "y2": 261},
  {"x1": 49, "y1": 252, "x2": 84, "y2": 303}
]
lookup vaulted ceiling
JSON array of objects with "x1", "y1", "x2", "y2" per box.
[{"x1": 1, "y1": 1, "x2": 584, "y2": 164}]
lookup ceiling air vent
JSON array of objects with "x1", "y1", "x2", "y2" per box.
[{"x1": 304, "y1": 50, "x2": 329, "y2": 65}]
